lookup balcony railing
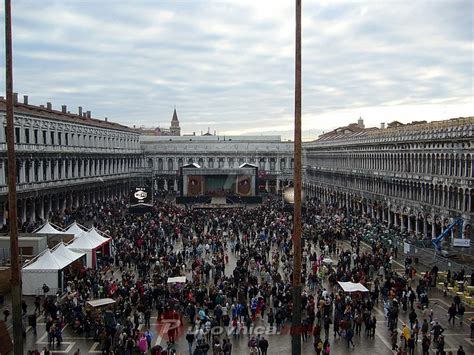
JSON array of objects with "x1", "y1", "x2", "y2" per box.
[{"x1": 0, "y1": 171, "x2": 140, "y2": 194}]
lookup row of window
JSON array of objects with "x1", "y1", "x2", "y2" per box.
[
  {"x1": 306, "y1": 152, "x2": 474, "y2": 178},
  {"x1": 5, "y1": 126, "x2": 139, "y2": 149},
  {"x1": 150, "y1": 156, "x2": 294, "y2": 171},
  {"x1": 306, "y1": 171, "x2": 474, "y2": 213},
  {"x1": 3, "y1": 157, "x2": 141, "y2": 185}
]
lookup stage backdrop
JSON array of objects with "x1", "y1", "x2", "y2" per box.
[
  {"x1": 237, "y1": 175, "x2": 252, "y2": 196},
  {"x1": 181, "y1": 164, "x2": 257, "y2": 197}
]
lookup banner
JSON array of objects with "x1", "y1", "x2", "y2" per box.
[
  {"x1": 453, "y1": 239, "x2": 471, "y2": 247},
  {"x1": 237, "y1": 175, "x2": 252, "y2": 196},
  {"x1": 130, "y1": 185, "x2": 152, "y2": 205},
  {"x1": 187, "y1": 176, "x2": 202, "y2": 196}
]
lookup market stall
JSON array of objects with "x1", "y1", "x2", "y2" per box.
[
  {"x1": 65, "y1": 222, "x2": 86, "y2": 238},
  {"x1": 337, "y1": 281, "x2": 369, "y2": 293},
  {"x1": 86, "y1": 227, "x2": 112, "y2": 262},
  {"x1": 22, "y1": 249, "x2": 64, "y2": 295},
  {"x1": 167, "y1": 276, "x2": 187, "y2": 283},
  {"x1": 52, "y1": 242, "x2": 85, "y2": 264},
  {"x1": 67, "y1": 230, "x2": 110, "y2": 268},
  {"x1": 34, "y1": 221, "x2": 66, "y2": 234}
]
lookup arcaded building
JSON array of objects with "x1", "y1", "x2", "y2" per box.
[
  {"x1": 140, "y1": 134, "x2": 294, "y2": 194},
  {"x1": 303, "y1": 117, "x2": 474, "y2": 241},
  {"x1": 0, "y1": 95, "x2": 143, "y2": 227}
]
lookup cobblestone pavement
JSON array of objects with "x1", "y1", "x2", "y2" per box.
[{"x1": 9, "y1": 237, "x2": 474, "y2": 354}]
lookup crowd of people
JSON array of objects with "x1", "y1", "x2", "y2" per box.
[{"x1": 18, "y1": 192, "x2": 472, "y2": 355}]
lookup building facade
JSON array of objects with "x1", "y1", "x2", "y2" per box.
[
  {"x1": 140, "y1": 135, "x2": 294, "y2": 193},
  {"x1": 303, "y1": 117, "x2": 474, "y2": 241},
  {"x1": 0, "y1": 95, "x2": 143, "y2": 227}
]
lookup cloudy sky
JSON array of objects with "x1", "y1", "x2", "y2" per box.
[{"x1": 0, "y1": 0, "x2": 472, "y2": 139}]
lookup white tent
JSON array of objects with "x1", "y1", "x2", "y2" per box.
[
  {"x1": 65, "y1": 222, "x2": 86, "y2": 238},
  {"x1": 22, "y1": 249, "x2": 62, "y2": 295},
  {"x1": 66, "y1": 232, "x2": 98, "y2": 268},
  {"x1": 34, "y1": 221, "x2": 65, "y2": 234},
  {"x1": 86, "y1": 227, "x2": 111, "y2": 245},
  {"x1": 167, "y1": 276, "x2": 187, "y2": 283},
  {"x1": 337, "y1": 281, "x2": 369, "y2": 293},
  {"x1": 52, "y1": 243, "x2": 85, "y2": 264},
  {"x1": 87, "y1": 298, "x2": 116, "y2": 307},
  {"x1": 67, "y1": 230, "x2": 111, "y2": 268}
]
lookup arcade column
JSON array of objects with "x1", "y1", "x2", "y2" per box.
[
  {"x1": 38, "y1": 197, "x2": 44, "y2": 221},
  {"x1": 29, "y1": 199, "x2": 36, "y2": 223},
  {"x1": 20, "y1": 199, "x2": 27, "y2": 223}
]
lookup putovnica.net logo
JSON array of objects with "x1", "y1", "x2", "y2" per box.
[{"x1": 154, "y1": 317, "x2": 306, "y2": 346}]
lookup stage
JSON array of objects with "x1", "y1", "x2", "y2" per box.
[{"x1": 176, "y1": 163, "x2": 262, "y2": 206}]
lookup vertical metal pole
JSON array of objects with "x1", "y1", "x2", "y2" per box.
[
  {"x1": 291, "y1": 0, "x2": 302, "y2": 354},
  {"x1": 4, "y1": 1, "x2": 23, "y2": 354}
]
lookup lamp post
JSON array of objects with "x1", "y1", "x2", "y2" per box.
[{"x1": 291, "y1": 0, "x2": 302, "y2": 354}]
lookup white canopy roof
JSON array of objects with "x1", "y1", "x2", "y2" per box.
[
  {"x1": 67, "y1": 232, "x2": 102, "y2": 250},
  {"x1": 337, "y1": 281, "x2": 369, "y2": 293},
  {"x1": 35, "y1": 222, "x2": 65, "y2": 235},
  {"x1": 52, "y1": 243, "x2": 85, "y2": 263},
  {"x1": 86, "y1": 227, "x2": 111, "y2": 245},
  {"x1": 167, "y1": 276, "x2": 187, "y2": 283},
  {"x1": 23, "y1": 249, "x2": 62, "y2": 271},
  {"x1": 87, "y1": 298, "x2": 116, "y2": 307},
  {"x1": 65, "y1": 222, "x2": 85, "y2": 237}
]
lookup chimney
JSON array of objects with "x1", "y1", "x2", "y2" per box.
[
  {"x1": 78, "y1": 106, "x2": 83, "y2": 116},
  {"x1": 193, "y1": 132, "x2": 195, "y2": 136},
  {"x1": 83, "y1": 112, "x2": 87, "y2": 118},
  {"x1": 200, "y1": 130, "x2": 203, "y2": 136},
  {"x1": 46, "y1": 102, "x2": 52, "y2": 110},
  {"x1": 40, "y1": 104, "x2": 44, "y2": 108},
  {"x1": 86, "y1": 110, "x2": 91, "y2": 118},
  {"x1": 380, "y1": 122, "x2": 385, "y2": 130},
  {"x1": 13, "y1": 92, "x2": 18, "y2": 103},
  {"x1": 105, "y1": 117, "x2": 108, "y2": 122},
  {"x1": 214, "y1": 130, "x2": 216, "y2": 136},
  {"x1": 61, "y1": 105, "x2": 67, "y2": 113},
  {"x1": 23, "y1": 95, "x2": 28, "y2": 105}
]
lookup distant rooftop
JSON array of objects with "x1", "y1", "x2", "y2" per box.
[
  {"x1": 0, "y1": 95, "x2": 136, "y2": 133},
  {"x1": 140, "y1": 135, "x2": 284, "y2": 143},
  {"x1": 310, "y1": 116, "x2": 474, "y2": 144}
]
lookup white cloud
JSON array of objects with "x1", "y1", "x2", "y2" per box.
[{"x1": 0, "y1": 0, "x2": 470, "y2": 137}]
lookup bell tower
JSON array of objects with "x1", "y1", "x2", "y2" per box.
[{"x1": 170, "y1": 107, "x2": 181, "y2": 136}]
